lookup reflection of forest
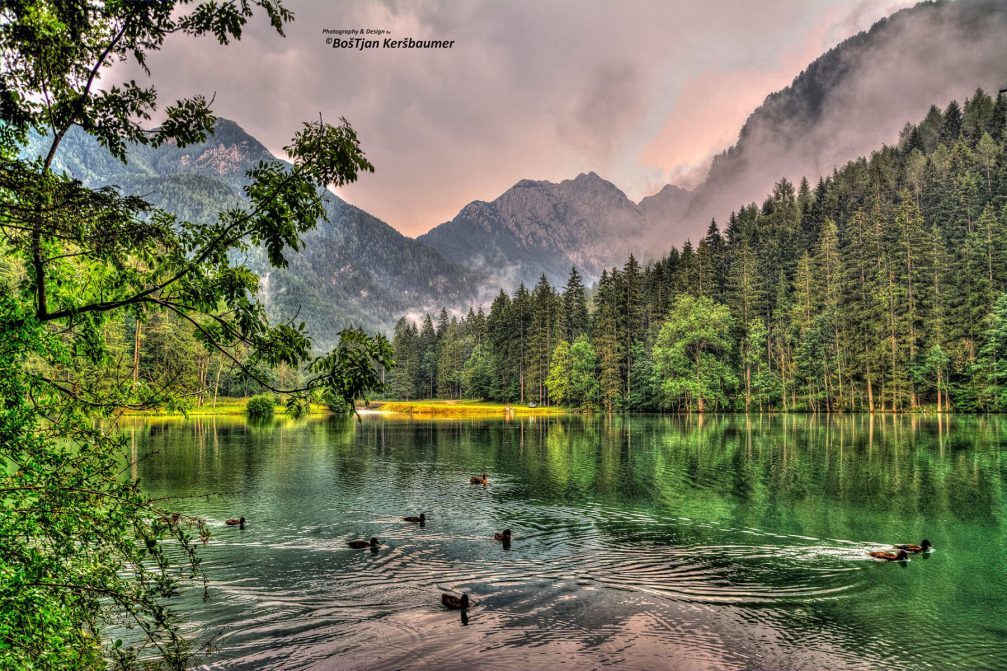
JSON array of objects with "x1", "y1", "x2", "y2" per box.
[{"x1": 128, "y1": 413, "x2": 1004, "y2": 528}]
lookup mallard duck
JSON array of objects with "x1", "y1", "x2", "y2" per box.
[
  {"x1": 494, "y1": 529, "x2": 512, "y2": 541},
  {"x1": 225, "y1": 516, "x2": 245, "y2": 530},
  {"x1": 868, "y1": 549, "x2": 909, "y2": 561},
  {"x1": 348, "y1": 537, "x2": 380, "y2": 549},
  {"x1": 470, "y1": 473, "x2": 489, "y2": 485},
  {"x1": 403, "y1": 513, "x2": 426, "y2": 524},
  {"x1": 441, "y1": 593, "x2": 470, "y2": 610},
  {"x1": 894, "y1": 539, "x2": 934, "y2": 553}
]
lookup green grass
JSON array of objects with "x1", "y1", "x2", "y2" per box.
[
  {"x1": 123, "y1": 397, "x2": 568, "y2": 419},
  {"x1": 368, "y1": 399, "x2": 568, "y2": 417},
  {"x1": 121, "y1": 397, "x2": 330, "y2": 417}
]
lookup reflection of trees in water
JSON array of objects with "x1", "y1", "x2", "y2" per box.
[
  {"x1": 128, "y1": 414, "x2": 1003, "y2": 527},
  {"x1": 438, "y1": 414, "x2": 1000, "y2": 529}
]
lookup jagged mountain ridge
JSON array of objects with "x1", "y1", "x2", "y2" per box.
[
  {"x1": 416, "y1": 172, "x2": 689, "y2": 287},
  {"x1": 34, "y1": 120, "x2": 481, "y2": 348}
]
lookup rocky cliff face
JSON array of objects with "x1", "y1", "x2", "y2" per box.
[{"x1": 417, "y1": 172, "x2": 689, "y2": 286}]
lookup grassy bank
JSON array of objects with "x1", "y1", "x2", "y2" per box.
[
  {"x1": 368, "y1": 400, "x2": 568, "y2": 418},
  {"x1": 121, "y1": 397, "x2": 330, "y2": 417},
  {"x1": 121, "y1": 397, "x2": 567, "y2": 419}
]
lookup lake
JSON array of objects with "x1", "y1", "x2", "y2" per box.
[{"x1": 126, "y1": 413, "x2": 1007, "y2": 670}]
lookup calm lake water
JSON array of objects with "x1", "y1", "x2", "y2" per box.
[{"x1": 126, "y1": 414, "x2": 1007, "y2": 670}]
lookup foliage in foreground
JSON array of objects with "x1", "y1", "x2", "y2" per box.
[{"x1": 0, "y1": 1, "x2": 391, "y2": 668}]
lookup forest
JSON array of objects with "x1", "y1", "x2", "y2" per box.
[{"x1": 386, "y1": 91, "x2": 1007, "y2": 413}]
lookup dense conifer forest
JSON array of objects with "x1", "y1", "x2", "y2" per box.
[{"x1": 387, "y1": 92, "x2": 1007, "y2": 412}]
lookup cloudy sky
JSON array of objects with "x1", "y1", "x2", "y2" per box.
[{"x1": 111, "y1": 0, "x2": 914, "y2": 236}]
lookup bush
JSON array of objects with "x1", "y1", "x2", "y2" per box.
[{"x1": 246, "y1": 394, "x2": 275, "y2": 418}]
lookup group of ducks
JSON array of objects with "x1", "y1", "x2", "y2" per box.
[
  {"x1": 868, "y1": 539, "x2": 935, "y2": 561},
  {"x1": 346, "y1": 472, "x2": 501, "y2": 610},
  {"x1": 226, "y1": 475, "x2": 933, "y2": 611}
]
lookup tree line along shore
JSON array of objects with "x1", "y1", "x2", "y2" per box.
[{"x1": 387, "y1": 93, "x2": 1007, "y2": 414}]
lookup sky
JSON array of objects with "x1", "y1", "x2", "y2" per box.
[{"x1": 110, "y1": 0, "x2": 916, "y2": 236}]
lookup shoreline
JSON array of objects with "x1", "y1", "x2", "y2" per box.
[
  {"x1": 116, "y1": 397, "x2": 1000, "y2": 419},
  {"x1": 360, "y1": 400, "x2": 569, "y2": 418}
]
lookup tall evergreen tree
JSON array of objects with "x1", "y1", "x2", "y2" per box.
[
  {"x1": 593, "y1": 270, "x2": 623, "y2": 412},
  {"x1": 527, "y1": 275, "x2": 559, "y2": 403},
  {"x1": 560, "y1": 267, "x2": 590, "y2": 342}
]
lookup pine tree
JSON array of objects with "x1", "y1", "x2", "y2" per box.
[
  {"x1": 487, "y1": 290, "x2": 515, "y2": 400},
  {"x1": 813, "y1": 217, "x2": 845, "y2": 409},
  {"x1": 527, "y1": 275, "x2": 559, "y2": 404},
  {"x1": 593, "y1": 270, "x2": 623, "y2": 412},
  {"x1": 387, "y1": 318, "x2": 419, "y2": 399},
  {"x1": 620, "y1": 256, "x2": 644, "y2": 400},
  {"x1": 512, "y1": 284, "x2": 532, "y2": 403},
  {"x1": 418, "y1": 313, "x2": 438, "y2": 398},
  {"x1": 976, "y1": 293, "x2": 1007, "y2": 410},
  {"x1": 941, "y1": 100, "x2": 963, "y2": 143},
  {"x1": 560, "y1": 267, "x2": 590, "y2": 342},
  {"x1": 462, "y1": 344, "x2": 496, "y2": 400}
]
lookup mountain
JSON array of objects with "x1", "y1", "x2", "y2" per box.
[
  {"x1": 416, "y1": 172, "x2": 685, "y2": 287},
  {"x1": 33, "y1": 120, "x2": 481, "y2": 349},
  {"x1": 420, "y1": 0, "x2": 1006, "y2": 276},
  {"x1": 638, "y1": 183, "x2": 693, "y2": 229},
  {"x1": 679, "y1": 0, "x2": 1007, "y2": 237}
]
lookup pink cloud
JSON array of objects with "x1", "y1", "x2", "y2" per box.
[{"x1": 638, "y1": 1, "x2": 915, "y2": 191}]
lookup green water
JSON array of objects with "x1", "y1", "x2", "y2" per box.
[{"x1": 128, "y1": 414, "x2": 1007, "y2": 670}]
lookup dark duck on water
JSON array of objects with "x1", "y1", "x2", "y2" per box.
[
  {"x1": 348, "y1": 537, "x2": 380, "y2": 549},
  {"x1": 893, "y1": 539, "x2": 934, "y2": 553},
  {"x1": 441, "y1": 593, "x2": 470, "y2": 610},
  {"x1": 868, "y1": 549, "x2": 910, "y2": 561}
]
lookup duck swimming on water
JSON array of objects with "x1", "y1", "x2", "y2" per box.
[
  {"x1": 441, "y1": 593, "x2": 470, "y2": 610},
  {"x1": 868, "y1": 549, "x2": 909, "y2": 561},
  {"x1": 403, "y1": 513, "x2": 426, "y2": 524},
  {"x1": 225, "y1": 516, "x2": 245, "y2": 530},
  {"x1": 470, "y1": 473, "x2": 489, "y2": 485},
  {"x1": 494, "y1": 529, "x2": 512, "y2": 542},
  {"x1": 894, "y1": 539, "x2": 934, "y2": 553},
  {"x1": 348, "y1": 537, "x2": 380, "y2": 549}
]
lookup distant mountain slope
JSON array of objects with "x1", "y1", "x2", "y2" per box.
[
  {"x1": 638, "y1": 183, "x2": 692, "y2": 229},
  {"x1": 32, "y1": 120, "x2": 480, "y2": 348},
  {"x1": 417, "y1": 172, "x2": 683, "y2": 287},
  {"x1": 680, "y1": 0, "x2": 1007, "y2": 237}
]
